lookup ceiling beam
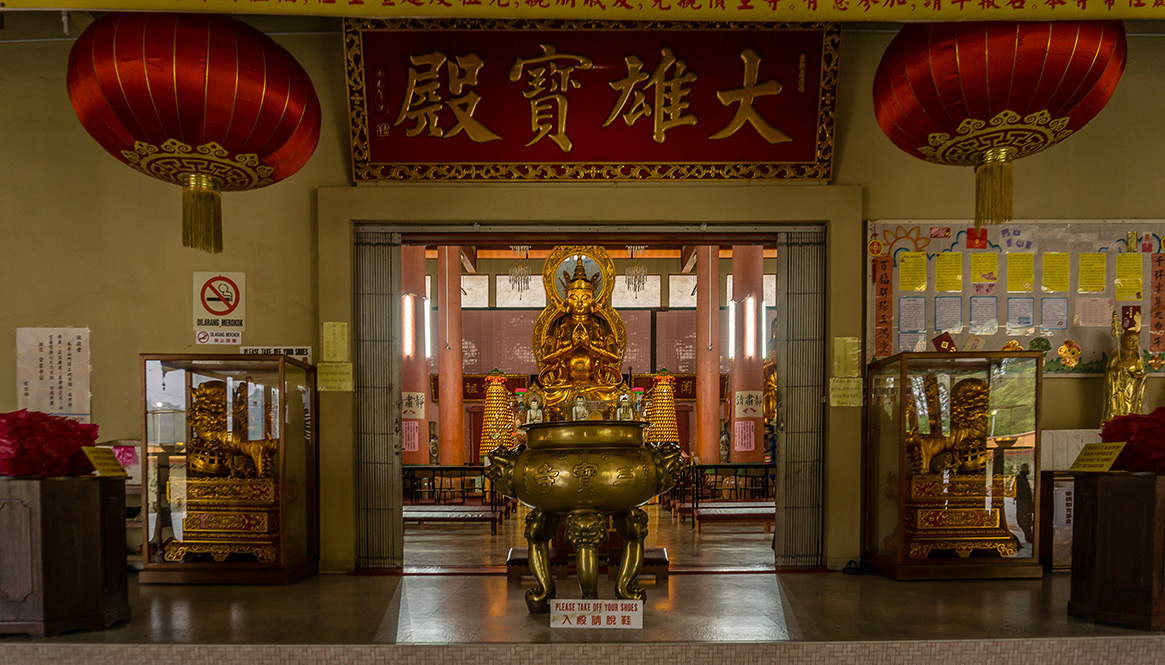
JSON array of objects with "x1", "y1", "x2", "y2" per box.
[{"x1": 460, "y1": 246, "x2": 477, "y2": 273}]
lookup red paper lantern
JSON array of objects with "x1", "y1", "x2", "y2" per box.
[
  {"x1": 873, "y1": 21, "x2": 1126, "y2": 226},
  {"x1": 66, "y1": 13, "x2": 321, "y2": 253}
]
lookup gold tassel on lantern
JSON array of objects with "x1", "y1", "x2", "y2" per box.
[
  {"x1": 973, "y1": 147, "x2": 1016, "y2": 228},
  {"x1": 182, "y1": 173, "x2": 224, "y2": 254}
]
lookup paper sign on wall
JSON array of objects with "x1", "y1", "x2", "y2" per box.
[
  {"x1": 733, "y1": 420, "x2": 755, "y2": 452},
  {"x1": 828, "y1": 377, "x2": 863, "y2": 407},
  {"x1": 322, "y1": 322, "x2": 350, "y2": 362},
  {"x1": 402, "y1": 420, "x2": 420, "y2": 452},
  {"x1": 16, "y1": 327, "x2": 91, "y2": 422},
  {"x1": 193, "y1": 272, "x2": 246, "y2": 332},
  {"x1": 733, "y1": 391, "x2": 763, "y2": 418},
  {"x1": 402, "y1": 392, "x2": 427, "y2": 419},
  {"x1": 318, "y1": 362, "x2": 355, "y2": 391}
]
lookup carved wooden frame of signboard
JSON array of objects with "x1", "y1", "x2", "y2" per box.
[{"x1": 344, "y1": 19, "x2": 839, "y2": 182}]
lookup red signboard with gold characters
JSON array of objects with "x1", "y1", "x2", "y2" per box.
[{"x1": 345, "y1": 20, "x2": 838, "y2": 181}]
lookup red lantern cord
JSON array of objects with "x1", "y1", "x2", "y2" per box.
[{"x1": 66, "y1": 13, "x2": 321, "y2": 253}]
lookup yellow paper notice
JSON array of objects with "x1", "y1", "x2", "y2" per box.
[
  {"x1": 1116, "y1": 253, "x2": 1144, "y2": 301},
  {"x1": 970, "y1": 252, "x2": 999, "y2": 283},
  {"x1": 828, "y1": 377, "x2": 864, "y2": 407},
  {"x1": 322, "y1": 322, "x2": 349, "y2": 362},
  {"x1": 897, "y1": 252, "x2": 927, "y2": 292},
  {"x1": 1069, "y1": 442, "x2": 1126, "y2": 473},
  {"x1": 1078, "y1": 253, "x2": 1107, "y2": 293},
  {"x1": 935, "y1": 252, "x2": 963, "y2": 292},
  {"x1": 1042, "y1": 253, "x2": 1070, "y2": 292},
  {"x1": 318, "y1": 362, "x2": 355, "y2": 391},
  {"x1": 1007, "y1": 253, "x2": 1035, "y2": 292},
  {"x1": 833, "y1": 337, "x2": 862, "y2": 378},
  {"x1": 83, "y1": 446, "x2": 128, "y2": 477}
]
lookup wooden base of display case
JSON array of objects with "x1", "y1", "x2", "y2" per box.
[
  {"x1": 1069, "y1": 473, "x2": 1165, "y2": 631},
  {"x1": 138, "y1": 557, "x2": 317, "y2": 585},
  {"x1": 866, "y1": 553, "x2": 1043, "y2": 581},
  {"x1": 0, "y1": 477, "x2": 131, "y2": 637}
]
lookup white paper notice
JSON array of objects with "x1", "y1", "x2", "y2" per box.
[
  {"x1": 970, "y1": 297, "x2": 998, "y2": 335},
  {"x1": 935, "y1": 296, "x2": 963, "y2": 332},
  {"x1": 1007, "y1": 298, "x2": 1035, "y2": 334},
  {"x1": 16, "y1": 327, "x2": 91, "y2": 422},
  {"x1": 1076, "y1": 297, "x2": 1114, "y2": 328},
  {"x1": 898, "y1": 297, "x2": 926, "y2": 333},
  {"x1": 1041, "y1": 298, "x2": 1069, "y2": 330}
]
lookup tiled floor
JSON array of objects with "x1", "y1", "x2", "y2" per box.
[{"x1": 5, "y1": 504, "x2": 1165, "y2": 663}]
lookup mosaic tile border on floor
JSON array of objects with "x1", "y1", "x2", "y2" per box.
[{"x1": 7, "y1": 637, "x2": 1165, "y2": 665}]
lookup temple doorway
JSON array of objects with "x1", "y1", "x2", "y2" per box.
[{"x1": 350, "y1": 230, "x2": 828, "y2": 573}]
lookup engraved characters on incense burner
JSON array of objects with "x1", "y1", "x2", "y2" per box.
[{"x1": 164, "y1": 379, "x2": 281, "y2": 563}]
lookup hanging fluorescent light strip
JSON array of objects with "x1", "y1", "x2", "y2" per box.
[
  {"x1": 424, "y1": 297, "x2": 432, "y2": 359},
  {"x1": 728, "y1": 299, "x2": 736, "y2": 360},
  {"x1": 761, "y1": 302, "x2": 768, "y2": 359},
  {"x1": 744, "y1": 295, "x2": 756, "y2": 359},
  {"x1": 402, "y1": 294, "x2": 415, "y2": 358}
]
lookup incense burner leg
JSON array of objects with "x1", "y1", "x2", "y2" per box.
[
  {"x1": 564, "y1": 509, "x2": 607, "y2": 599},
  {"x1": 524, "y1": 509, "x2": 561, "y2": 614},
  {"x1": 613, "y1": 507, "x2": 648, "y2": 601}
]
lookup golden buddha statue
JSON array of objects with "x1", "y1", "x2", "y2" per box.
[
  {"x1": 533, "y1": 246, "x2": 627, "y2": 417},
  {"x1": 1102, "y1": 312, "x2": 1147, "y2": 424}
]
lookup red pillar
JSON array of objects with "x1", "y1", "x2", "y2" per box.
[
  {"x1": 695, "y1": 245, "x2": 721, "y2": 465},
  {"x1": 437, "y1": 246, "x2": 465, "y2": 466},
  {"x1": 730, "y1": 245, "x2": 765, "y2": 463},
  {"x1": 401, "y1": 246, "x2": 429, "y2": 465}
]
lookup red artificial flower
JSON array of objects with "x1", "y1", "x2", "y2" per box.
[
  {"x1": 0, "y1": 410, "x2": 98, "y2": 477},
  {"x1": 1104, "y1": 407, "x2": 1165, "y2": 473}
]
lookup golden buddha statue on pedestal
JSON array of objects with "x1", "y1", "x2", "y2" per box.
[
  {"x1": 1102, "y1": 311, "x2": 1147, "y2": 424},
  {"x1": 532, "y1": 245, "x2": 627, "y2": 418}
]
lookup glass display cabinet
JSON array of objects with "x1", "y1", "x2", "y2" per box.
[
  {"x1": 138, "y1": 354, "x2": 318, "y2": 584},
  {"x1": 865, "y1": 352, "x2": 1042, "y2": 580}
]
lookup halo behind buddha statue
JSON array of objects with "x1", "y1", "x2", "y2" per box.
[{"x1": 533, "y1": 246, "x2": 627, "y2": 418}]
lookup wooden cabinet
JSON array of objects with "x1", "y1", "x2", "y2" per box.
[
  {"x1": 1069, "y1": 472, "x2": 1165, "y2": 631},
  {"x1": 0, "y1": 477, "x2": 130, "y2": 636}
]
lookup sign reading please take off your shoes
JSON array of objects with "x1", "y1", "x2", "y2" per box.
[{"x1": 345, "y1": 21, "x2": 838, "y2": 181}]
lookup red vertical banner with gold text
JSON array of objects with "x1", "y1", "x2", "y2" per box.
[
  {"x1": 1151, "y1": 253, "x2": 1165, "y2": 352},
  {"x1": 873, "y1": 256, "x2": 893, "y2": 358},
  {"x1": 346, "y1": 21, "x2": 838, "y2": 181}
]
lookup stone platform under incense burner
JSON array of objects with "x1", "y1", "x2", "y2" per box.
[{"x1": 486, "y1": 421, "x2": 682, "y2": 613}]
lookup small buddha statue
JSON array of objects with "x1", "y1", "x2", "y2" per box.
[
  {"x1": 1103, "y1": 313, "x2": 1147, "y2": 423},
  {"x1": 527, "y1": 396, "x2": 544, "y2": 424},
  {"x1": 614, "y1": 392, "x2": 636, "y2": 421},
  {"x1": 571, "y1": 394, "x2": 590, "y2": 421}
]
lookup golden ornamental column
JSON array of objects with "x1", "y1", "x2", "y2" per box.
[
  {"x1": 480, "y1": 370, "x2": 514, "y2": 458},
  {"x1": 695, "y1": 245, "x2": 721, "y2": 465},
  {"x1": 730, "y1": 245, "x2": 765, "y2": 463},
  {"x1": 646, "y1": 370, "x2": 679, "y2": 444},
  {"x1": 438, "y1": 245, "x2": 465, "y2": 465}
]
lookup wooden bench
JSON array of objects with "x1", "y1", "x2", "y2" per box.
[
  {"x1": 607, "y1": 547, "x2": 669, "y2": 582},
  {"x1": 694, "y1": 502, "x2": 775, "y2": 532},
  {"x1": 402, "y1": 505, "x2": 504, "y2": 534},
  {"x1": 505, "y1": 547, "x2": 570, "y2": 583}
]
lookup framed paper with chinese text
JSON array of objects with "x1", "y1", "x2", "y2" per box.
[{"x1": 345, "y1": 20, "x2": 838, "y2": 182}]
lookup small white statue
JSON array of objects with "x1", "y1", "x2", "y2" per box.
[
  {"x1": 527, "y1": 397, "x2": 544, "y2": 424},
  {"x1": 571, "y1": 395, "x2": 590, "y2": 421}
]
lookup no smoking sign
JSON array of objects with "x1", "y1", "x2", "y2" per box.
[{"x1": 193, "y1": 272, "x2": 246, "y2": 333}]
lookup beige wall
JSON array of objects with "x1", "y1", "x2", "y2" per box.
[{"x1": 2, "y1": 19, "x2": 1163, "y2": 570}]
